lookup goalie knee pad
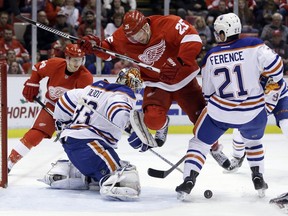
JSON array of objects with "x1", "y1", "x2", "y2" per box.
[
  {"x1": 144, "y1": 105, "x2": 167, "y2": 130},
  {"x1": 39, "y1": 159, "x2": 89, "y2": 190},
  {"x1": 99, "y1": 162, "x2": 141, "y2": 201}
]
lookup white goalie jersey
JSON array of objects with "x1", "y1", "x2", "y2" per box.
[
  {"x1": 201, "y1": 37, "x2": 283, "y2": 124},
  {"x1": 53, "y1": 80, "x2": 137, "y2": 147}
]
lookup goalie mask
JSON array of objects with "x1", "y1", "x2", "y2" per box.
[
  {"x1": 116, "y1": 67, "x2": 143, "y2": 93},
  {"x1": 214, "y1": 13, "x2": 241, "y2": 42},
  {"x1": 65, "y1": 44, "x2": 86, "y2": 72}
]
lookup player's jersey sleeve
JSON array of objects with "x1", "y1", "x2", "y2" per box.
[
  {"x1": 201, "y1": 58, "x2": 215, "y2": 102},
  {"x1": 29, "y1": 60, "x2": 49, "y2": 83},
  {"x1": 257, "y1": 44, "x2": 284, "y2": 83},
  {"x1": 54, "y1": 88, "x2": 84, "y2": 122},
  {"x1": 104, "y1": 93, "x2": 135, "y2": 131},
  {"x1": 29, "y1": 58, "x2": 66, "y2": 83}
]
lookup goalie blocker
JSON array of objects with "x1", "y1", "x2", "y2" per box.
[{"x1": 39, "y1": 160, "x2": 141, "y2": 201}]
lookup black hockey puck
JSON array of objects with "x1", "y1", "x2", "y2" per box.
[{"x1": 204, "y1": 190, "x2": 213, "y2": 199}]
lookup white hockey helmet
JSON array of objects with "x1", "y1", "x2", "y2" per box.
[
  {"x1": 116, "y1": 67, "x2": 143, "y2": 92},
  {"x1": 214, "y1": 13, "x2": 241, "y2": 42}
]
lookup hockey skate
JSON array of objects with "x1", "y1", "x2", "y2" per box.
[
  {"x1": 155, "y1": 117, "x2": 169, "y2": 147},
  {"x1": 227, "y1": 153, "x2": 246, "y2": 172},
  {"x1": 7, "y1": 158, "x2": 14, "y2": 173},
  {"x1": 175, "y1": 170, "x2": 199, "y2": 201},
  {"x1": 270, "y1": 192, "x2": 288, "y2": 211},
  {"x1": 7, "y1": 150, "x2": 23, "y2": 173},
  {"x1": 210, "y1": 144, "x2": 231, "y2": 170},
  {"x1": 251, "y1": 166, "x2": 268, "y2": 198}
]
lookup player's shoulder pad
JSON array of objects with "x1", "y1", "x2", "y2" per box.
[
  {"x1": 201, "y1": 37, "x2": 264, "y2": 67},
  {"x1": 91, "y1": 80, "x2": 136, "y2": 99}
]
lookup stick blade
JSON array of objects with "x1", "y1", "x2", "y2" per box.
[{"x1": 147, "y1": 168, "x2": 166, "y2": 178}]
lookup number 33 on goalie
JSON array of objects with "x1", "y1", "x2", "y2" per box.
[{"x1": 40, "y1": 68, "x2": 145, "y2": 201}]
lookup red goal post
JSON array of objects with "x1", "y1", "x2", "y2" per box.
[{"x1": 0, "y1": 60, "x2": 8, "y2": 188}]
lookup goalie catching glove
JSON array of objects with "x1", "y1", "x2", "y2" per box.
[
  {"x1": 22, "y1": 79, "x2": 40, "y2": 102},
  {"x1": 78, "y1": 34, "x2": 101, "y2": 55}
]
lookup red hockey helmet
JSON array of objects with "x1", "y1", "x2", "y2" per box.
[
  {"x1": 123, "y1": 10, "x2": 147, "y2": 37},
  {"x1": 64, "y1": 43, "x2": 85, "y2": 58}
]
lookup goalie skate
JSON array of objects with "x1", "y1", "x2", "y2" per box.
[{"x1": 129, "y1": 110, "x2": 158, "y2": 148}]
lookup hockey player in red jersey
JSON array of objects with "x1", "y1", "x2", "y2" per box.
[
  {"x1": 7, "y1": 43, "x2": 93, "y2": 172},
  {"x1": 78, "y1": 10, "x2": 206, "y2": 148}
]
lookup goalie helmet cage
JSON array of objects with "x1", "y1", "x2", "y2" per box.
[{"x1": 0, "y1": 61, "x2": 8, "y2": 188}]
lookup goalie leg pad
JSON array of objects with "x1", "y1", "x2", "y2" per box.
[
  {"x1": 39, "y1": 159, "x2": 88, "y2": 190},
  {"x1": 99, "y1": 163, "x2": 141, "y2": 201},
  {"x1": 129, "y1": 110, "x2": 158, "y2": 148}
]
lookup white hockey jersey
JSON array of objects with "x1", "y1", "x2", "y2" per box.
[
  {"x1": 53, "y1": 80, "x2": 137, "y2": 148},
  {"x1": 201, "y1": 37, "x2": 283, "y2": 124}
]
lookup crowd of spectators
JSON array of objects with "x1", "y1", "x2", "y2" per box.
[{"x1": 0, "y1": 0, "x2": 288, "y2": 75}]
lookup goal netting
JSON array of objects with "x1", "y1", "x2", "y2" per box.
[{"x1": 0, "y1": 61, "x2": 7, "y2": 188}]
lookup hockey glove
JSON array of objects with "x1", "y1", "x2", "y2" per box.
[
  {"x1": 259, "y1": 75, "x2": 281, "y2": 94},
  {"x1": 55, "y1": 120, "x2": 72, "y2": 133},
  {"x1": 22, "y1": 79, "x2": 40, "y2": 102},
  {"x1": 78, "y1": 34, "x2": 101, "y2": 55},
  {"x1": 265, "y1": 82, "x2": 280, "y2": 94},
  {"x1": 128, "y1": 131, "x2": 151, "y2": 152},
  {"x1": 159, "y1": 57, "x2": 182, "y2": 84}
]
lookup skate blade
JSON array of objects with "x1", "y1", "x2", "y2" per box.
[
  {"x1": 177, "y1": 191, "x2": 188, "y2": 201},
  {"x1": 257, "y1": 189, "x2": 266, "y2": 198}
]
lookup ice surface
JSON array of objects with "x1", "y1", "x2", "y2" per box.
[{"x1": 1, "y1": 134, "x2": 288, "y2": 216}]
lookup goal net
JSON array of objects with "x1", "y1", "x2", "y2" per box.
[{"x1": 0, "y1": 61, "x2": 7, "y2": 188}]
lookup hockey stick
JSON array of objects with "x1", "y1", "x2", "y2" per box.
[
  {"x1": 34, "y1": 97, "x2": 54, "y2": 116},
  {"x1": 147, "y1": 155, "x2": 186, "y2": 178},
  {"x1": 14, "y1": 14, "x2": 160, "y2": 73},
  {"x1": 33, "y1": 97, "x2": 63, "y2": 142},
  {"x1": 148, "y1": 149, "x2": 183, "y2": 173}
]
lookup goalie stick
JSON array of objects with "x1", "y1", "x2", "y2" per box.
[
  {"x1": 13, "y1": 13, "x2": 160, "y2": 73},
  {"x1": 147, "y1": 155, "x2": 186, "y2": 178}
]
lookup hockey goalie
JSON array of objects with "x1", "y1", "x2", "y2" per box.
[{"x1": 39, "y1": 67, "x2": 157, "y2": 200}]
